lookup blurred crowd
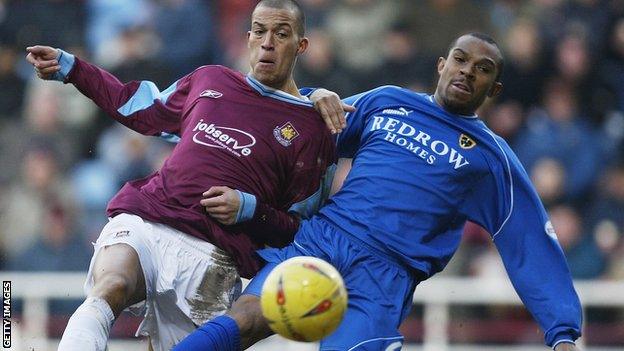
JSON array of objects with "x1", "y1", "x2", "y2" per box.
[{"x1": 0, "y1": 0, "x2": 623, "y2": 286}]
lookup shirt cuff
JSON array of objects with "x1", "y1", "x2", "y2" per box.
[
  {"x1": 235, "y1": 190, "x2": 257, "y2": 223},
  {"x1": 52, "y1": 49, "x2": 75, "y2": 82}
]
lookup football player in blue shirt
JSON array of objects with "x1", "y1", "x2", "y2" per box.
[{"x1": 174, "y1": 32, "x2": 581, "y2": 351}]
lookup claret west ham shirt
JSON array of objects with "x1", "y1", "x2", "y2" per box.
[{"x1": 59, "y1": 52, "x2": 335, "y2": 277}]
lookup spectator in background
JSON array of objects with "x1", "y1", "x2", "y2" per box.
[
  {"x1": 215, "y1": 0, "x2": 255, "y2": 67},
  {"x1": 326, "y1": 0, "x2": 402, "y2": 94},
  {"x1": 586, "y1": 162, "x2": 624, "y2": 280},
  {"x1": 105, "y1": 25, "x2": 172, "y2": 89},
  {"x1": 0, "y1": 69, "x2": 96, "y2": 181},
  {"x1": 154, "y1": 0, "x2": 221, "y2": 79},
  {"x1": 0, "y1": 45, "x2": 25, "y2": 120},
  {"x1": 499, "y1": 18, "x2": 547, "y2": 110},
  {"x1": 378, "y1": 23, "x2": 434, "y2": 92},
  {"x1": 530, "y1": 157, "x2": 566, "y2": 207},
  {"x1": 403, "y1": 0, "x2": 491, "y2": 62},
  {"x1": 558, "y1": 0, "x2": 612, "y2": 54},
  {"x1": 298, "y1": 0, "x2": 331, "y2": 27},
  {"x1": 0, "y1": 145, "x2": 75, "y2": 261},
  {"x1": 481, "y1": 100, "x2": 525, "y2": 144},
  {"x1": 0, "y1": 0, "x2": 84, "y2": 49},
  {"x1": 295, "y1": 28, "x2": 353, "y2": 95},
  {"x1": 514, "y1": 80, "x2": 601, "y2": 204},
  {"x1": 599, "y1": 17, "x2": 624, "y2": 113},
  {"x1": 86, "y1": 0, "x2": 153, "y2": 65},
  {"x1": 7, "y1": 203, "x2": 92, "y2": 316},
  {"x1": 521, "y1": 0, "x2": 567, "y2": 47},
  {"x1": 7, "y1": 204, "x2": 90, "y2": 272},
  {"x1": 552, "y1": 31, "x2": 602, "y2": 122},
  {"x1": 550, "y1": 204, "x2": 605, "y2": 279},
  {"x1": 597, "y1": 17, "x2": 624, "y2": 164}
]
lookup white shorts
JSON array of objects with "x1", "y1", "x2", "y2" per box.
[{"x1": 85, "y1": 213, "x2": 242, "y2": 351}]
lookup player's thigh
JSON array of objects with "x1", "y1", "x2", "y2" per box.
[
  {"x1": 318, "y1": 291, "x2": 405, "y2": 351},
  {"x1": 91, "y1": 242, "x2": 146, "y2": 304},
  {"x1": 320, "y1": 253, "x2": 417, "y2": 350},
  {"x1": 86, "y1": 214, "x2": 155, "y2": 313}
]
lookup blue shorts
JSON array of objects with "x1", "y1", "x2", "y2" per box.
[{"x1": 244, "y1": 216, "x2": 424, "y2": 350}]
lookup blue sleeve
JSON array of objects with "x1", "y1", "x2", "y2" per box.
[
  {"x1": 52, "y1": 49, "x2": 75, "y2": 82},
  {"x1": 336, "y1": 91, "x2": 371, "y2": 158},
  {"x1": 288, "y1": 164, "x2": 336, "y2": 219},
  {"x1": 299, "y1": 87, "x2": 317, "y2": 97},
  {"x1": 462, "y1": 140, "x2": 582, "y2": 347}
]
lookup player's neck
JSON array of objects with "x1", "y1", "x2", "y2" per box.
[
  {"x1": 433, "y1": 91, "x2": 476, "y2": 117},
  {"x1": 273, "y1": 78, "x2": 302, "y2": 99},
  {"x1": 251, "y1": 73, "x2": 303, "y2": 99}
]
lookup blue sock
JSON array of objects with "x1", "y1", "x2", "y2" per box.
[{"x1": 173, "y1": 315, "x2": 241, "y2": 351}]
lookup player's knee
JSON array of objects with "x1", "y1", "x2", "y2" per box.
[
  {"x1": 90, "y1": 273, "x2": 136, "y2": 316},
  {"x1": 228, "y1": 294, "x2": 272, "y2": 339},
  {"x1": 89, "y1": 243, "x2": 145, "y2": 315}
]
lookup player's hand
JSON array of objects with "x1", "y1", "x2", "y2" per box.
[
  {"x1": 554, "y1": 342, "x2": 579, "y2": 351},
  {"x1": 25, "y1": 45, "x2": 61, "y2": 80},
  {"x1": 201, "y1": 186, "x2": 241, "y2": 225},
  {"x1": 310, "y1": 88, "x2": 355, "y2": 134}
]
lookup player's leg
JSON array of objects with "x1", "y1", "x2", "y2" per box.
[
  {"x1": 173, "y1": 217, "x2": 338, "y2": 350},
  {"x1": 318, "y1": 241, "x2": 420, "y2": 351},
  {"x1": 58, "y1": 243, "x2": 145, "y2": 351},
  {"x1": 229, "y1": 294, "x2": 274, "y2": 348},
  {"x1": 58, "y1": 214, "x2": 152, "y2": 351},
  {"x1": 90, "y1": 243, "x2": 146, "y2": 315},
  {"x1": 139, "y1": 220, "x2": 243, "y2": 351},
  {"x1": 172, "y1": 263, "x2": 277, "y2": 351}
]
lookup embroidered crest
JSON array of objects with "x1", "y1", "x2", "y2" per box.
[
  {"x1": 273, "y1": 122, "x2": 300, "y2": 146},
  {"x1": 459, "y1": 133, "x2": 477, "y2": 149}
]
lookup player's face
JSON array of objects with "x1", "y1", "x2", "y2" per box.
[
  {"x1": 435, "y1": 35, "x2": 503, "y2": 115},
  {"x1": 248, "y1": 6, "x2": 308, "y2": 89}
]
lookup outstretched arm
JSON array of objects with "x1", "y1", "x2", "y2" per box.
[
  {"x1": 26, "y1": 45, "x2": 187, "y2": 137},
  {"x1": 463, "y1": 141, "x2": 582, "y2": 349}
]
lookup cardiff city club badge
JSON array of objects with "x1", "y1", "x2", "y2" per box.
[
  {"x1": 459, "y1": 133, "x2": 477, "y2": 149},
  {"x1": 273, "y1": 122, "x2": 300, "y2": 147}
]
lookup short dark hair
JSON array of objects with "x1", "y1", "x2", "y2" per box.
[
  {"x1": 447, "y1": 32, "x2": 504, "y2": 81},
  {"x1": 255, "y1": 0, "x2": 306, "y2": 37}
]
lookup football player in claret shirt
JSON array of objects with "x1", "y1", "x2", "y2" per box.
[
  {"x1": 25, "y1": 1, "x2": 349, "y2": 350},
  {"x1": 175, "y1": 33, "x2": 582, "y2": 351}
]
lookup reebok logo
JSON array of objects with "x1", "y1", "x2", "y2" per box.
[{"x1": 199, "y1": 90, "x2": 223, "y2": 99}]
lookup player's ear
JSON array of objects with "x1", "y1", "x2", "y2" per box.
[
  {"x1": 247, "y1": 31, "x2": 252, "y2": 47},
  {"x1": 436, "y1": 57, "x2": 446, "y2": 75},
  {"x1": 488, "y1": 81, "x2": 503, "y2": 97},
  {"x1": 297, "y1": 37, "x2": 309, "y2": 55}
]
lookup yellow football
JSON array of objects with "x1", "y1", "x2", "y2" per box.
[{"x1": 260, "y1": 256, "x2": 348, "y2": 342}]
